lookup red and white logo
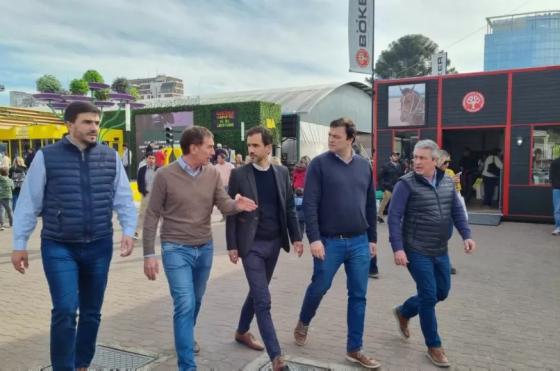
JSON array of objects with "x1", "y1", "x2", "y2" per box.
[
  {"x1": 462, "y1": 91, "x2": 485, "y2": 113},
  {"x1": 355, "y1": 48, "x2": 370, "y2": 67}
]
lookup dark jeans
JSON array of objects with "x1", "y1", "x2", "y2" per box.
[
  {"x1": 399, "y1": 250, "x2": 450, "y2": 348},
  {"x1": 237, "y1": 239, "x2": 282, "y2": 360},
  {"x1": 41, "y1": 236, "x2": 113, "y2": 371},
  {"x1": 483, "y1": 176, "x2": 499, "y2": 206},
  {"x1": 299, "y1": 233, "x2": 370, "y2": 352}
]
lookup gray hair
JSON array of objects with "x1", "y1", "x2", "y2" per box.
[{"x1": 414, "y1": 139, "x2": 440, "y2": 160}]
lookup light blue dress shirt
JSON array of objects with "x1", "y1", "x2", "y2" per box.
[
  {"x1": 177, "y1": 156, "x2": 202, "y2": 177},
  {"x1": 13, "y1": 149, "x2": 137, "y2": 250}
]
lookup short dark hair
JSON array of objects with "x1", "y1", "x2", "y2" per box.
[
  {"x1": 146, "y1": 153, "x2": 156, "y2": 159},
  {"x1": 0, "y1": 168, "x2": 7, "y2": 176},
  {"x1": 63, "y1": 101, "x2": 100, "y2": 123},
  {"x1": 180, "y1": 126, "x2": 214, "y2": 154},
  {"x1": 217, "y1": 152, "x2": 226, "y2": 159},
  {"x1": 330, "y1": 118, "x2": 356, "y2": 143},
  {"x1": 246, "y1": 126, "x2": 273, "y2": 146}
]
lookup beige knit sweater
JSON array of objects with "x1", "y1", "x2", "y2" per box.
[{"x1": 142, "y1": 162, "x2": 238, "y2": 256}]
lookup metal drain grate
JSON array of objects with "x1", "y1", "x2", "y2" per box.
[
  {"x1": 244, "y1": 354, "x2": 362, "y2": 371},
  {"x1": 41, "y1": 345, "x2": 157, "y2": 370}
]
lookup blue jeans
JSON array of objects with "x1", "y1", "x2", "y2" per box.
[
  {"x1": 162, "y1": 241, "x2": 213, "y2": 371},
  {"x1": 553, "y1": 189, "x2": 560, "y2": 228},
  {"x1": 299, "y1": 233, "x2": 370, "y2": 352},
  {"x1": 399, "y1": 250, "x2": 451, "y2": 348},
  {"x1": 41, "y1": 237, "x2": 113, "y2": 371},
  {"x1": 237, "y1": 239, "x2": 282, "y2": 360}
]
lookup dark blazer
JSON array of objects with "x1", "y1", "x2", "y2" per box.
[
  {"x1": 137, "y1": 165, "x2": 159, "y2": 196},
  {"x1": 226, "y1": 163, "x2": 302, "y2": 258}
]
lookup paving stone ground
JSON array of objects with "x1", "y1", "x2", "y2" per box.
[{"x1": 1, "y1": 209, "x2": 559, "y2": 370}]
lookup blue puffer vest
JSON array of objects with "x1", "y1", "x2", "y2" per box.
[
  {"x1": 41, "y1": 137, "x2": 116, "y2": 243},
  {"x1": 400, "y1": 169, "x2": 455, "y2": 256}
]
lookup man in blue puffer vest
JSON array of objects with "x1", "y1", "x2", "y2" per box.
[
  {"x1": 11, "y1": 101, "x2": 137, "y2": 371},
  {"x1": 388, "y1": 139, "x2": 476, "y2": 368}
]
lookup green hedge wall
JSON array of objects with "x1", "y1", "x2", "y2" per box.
[{"x1": 101, "y1": 100, "x2": 282, "y2": 161}]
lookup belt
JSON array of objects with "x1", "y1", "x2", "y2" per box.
[{"x1": 324, "y1": 232, "x2": 363, "y2": 240}]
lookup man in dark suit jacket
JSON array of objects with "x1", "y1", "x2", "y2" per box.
[{"x1": 226, "y1": 126, "x2": 303, "y2": 371}]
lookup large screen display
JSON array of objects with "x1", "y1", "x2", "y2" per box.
[{"x1": 388, "y1": 83, "x2": 426, "y2": 127}]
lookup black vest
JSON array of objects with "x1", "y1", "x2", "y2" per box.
[
  {"x1": 41, "y1": 138, "x2": 117, "y2": 243},
  {"x1": 400, "y1": 170, "x2": 455, "y2": 256}
]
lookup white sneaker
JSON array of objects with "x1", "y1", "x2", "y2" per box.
[{"x1": 552, "y1": 228, "x2": 560, "y2": 236}]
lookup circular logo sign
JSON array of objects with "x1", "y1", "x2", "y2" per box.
[
  {"x1": 462, "y1": 91, "x2": 485, "y2": 113},
  {"x1": 355, "y1": 48, "x2": 370, "y2": 67}
]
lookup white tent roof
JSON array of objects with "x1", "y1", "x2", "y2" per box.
[{"x1": 139, "y1": 82, "x2": 371, "y2": 114}]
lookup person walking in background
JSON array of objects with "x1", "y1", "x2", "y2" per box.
[
  {"x1": 234, "y1": 153, "x2": 244, "y2": 168},
  {"x1": 292, "y1": 156, "x2": 310, "y2": 190},
  {"x1": 24, "y1": 147, "x2": 35, "y2": 168},
  {"x1": 9, "y1": 156, "x2": 27, "y2": 211},
  {"x1": 388, "y1": 140, "x2": 475, "y2": 368},
  {"x1": 214, "y1": 152, "x2": 235, "y2": 191},
  {"x1": 135, "y1": 153, "x2": 158, "y2": 239},
  {"x1": 481, "y1": 148, "x2": 503, "y2": 207},
  {"x1": 0, "y1": 167, "x2": 14, "y2": 230},
  {"x1": 550, "y1": 155, "x2": 560, "y2": 235},
  {"x1": 121, "y1": 144, "x2": 131, "y2": 178},
  {"x1": 377, "y1": 152, "x2": 403, "y2": 224},
  {"x1": 155, "y1": 145, "x2": 166, "y2": 168},
  {"x1": 437, "y1": 150, "x2": 465, "y2": 275}
]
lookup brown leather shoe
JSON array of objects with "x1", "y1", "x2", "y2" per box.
[
  {"x1": 293, "y1": 320, "x2": 308, "y2": 346},
  {"x1": 272, "y1": 355, "x2": 289, "y2": 371},
  {"x1": 426, "y1": 347, "x2": 450, "y2": 367},
  {"x1": 346, "y1": 351, "x2": 381, "y2": 369},
  {"x1": 393, "y1": 306, "x2": 410, "y2": 339},
  {"x1": 235, "y1": 331, "x2": 265, "y2": 351}
]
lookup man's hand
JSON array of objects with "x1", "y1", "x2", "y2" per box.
[
  {"x1": 228, "y1": 249, "x2": 239, "y2": 264},
  {"x1": 369, "y1": 242, "x2": 377, "y2": 257},
  {"x1": 234, "y1": 194, "x2": 258, "y2": 212},
  {"x1": 11, "y1": 251, "x2": 29, "y2": 274},
  {"x1": 310, "y1": 240, "x2": 325, "y2": 260},
  {"x1": 120, "y1": 235, "x2": 134, "y2": 257},
  {"x1": 293, "y1": 241, "x2": 304, "y2": 257},
  {"x1": 452, "y1": 174, "x2": 461, "y2": 185},
  {"x1": 464, "y1": 239, "x2": 476, "y2": 254},
  {"x1": 144, "y1": 257, "x2": 159, "y2": 280},
  {"x1": 394, "y1": 250, "x2": 409, "y2": 266}
]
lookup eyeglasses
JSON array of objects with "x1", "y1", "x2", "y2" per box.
[{"x1": 443, "y1": 161, "x2": 451, "y2": 165}]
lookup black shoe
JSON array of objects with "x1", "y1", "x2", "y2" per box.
[
  {"x1": 377, "y1": 216, "x2": 385, "y2": 224},
  {"x1": 368, "y1": 272, "x2": 379, "y2": 279},
  {"x1": 450, "y1": 267, "x2": 457, "y2": 275}
]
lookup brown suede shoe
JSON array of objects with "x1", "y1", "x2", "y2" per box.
[
  {"x1": 194, "y1": 340, "x2": 200, "y2": 355},
  {"x1": 393, "y1": 306, "x2": 410, "y2": 339},
  {"x1": 293, "y1": 320, "x2": 308, "y2": 346},
  {"x1": 235, "y1": 331, "x2": 265, "y2": 351},
  {"x1": 272, "y1": 355, "x2": 289, "y2": 371},
  {"x1": 426, "y1": 347, "x2": 450, "y2": 367},
  {"x1": 346, "y1": 351, "x2": 381, "y2": 369}
]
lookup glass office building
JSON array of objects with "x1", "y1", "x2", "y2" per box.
[{"x1": 484, "y1": 11, "x2": 560, "y2": 71}]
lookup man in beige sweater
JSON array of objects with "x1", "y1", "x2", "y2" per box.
[{"x1": 142, "y1": 126, "x2": 257, "y2": 371}]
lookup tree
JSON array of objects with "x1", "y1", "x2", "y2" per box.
[
  {"x1": 128, "y1": 86, "x2": 140, "y2": 100},
  {"x1": 69, "y1": 78, "x2": 89, "y2": 95},
  {"x1": 36, "y1": 74, "x2": 62, "y2": 93},
  {"x1": 82, "y1": 69, "x2": 104, "y2": 83},
  {"x1": 94, "y1": 89, "x2": 110, "y2": 101},
  {"x1": 374, "y1": 34, "x2": 457, "y2": 79},
  {"x1": 111, "y1": 77, "x2": 129, "y2": 93}
]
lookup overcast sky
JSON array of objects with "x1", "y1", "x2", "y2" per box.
[{"x1": 0, "y1": 0, "x2": 558, "y2": 105}]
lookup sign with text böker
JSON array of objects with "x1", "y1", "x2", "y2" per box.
[{"x1": 348, "y1": 0, "x2": 374, "y2": 74}]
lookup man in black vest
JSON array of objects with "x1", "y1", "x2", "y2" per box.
[
  {"x1": 226, "y1": 126, "x2": 303, "y2": 371},
  {"x1": 11, "y1": 101, "x2": 137, "y2": 371},
  {"x1": 388, "y1": 139, "x2": 476, "y2": 368}
]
